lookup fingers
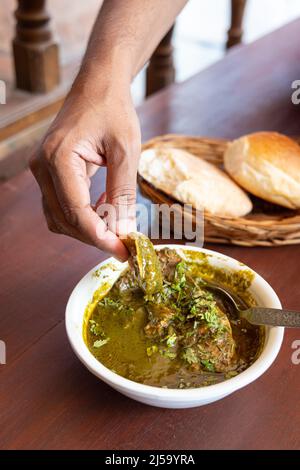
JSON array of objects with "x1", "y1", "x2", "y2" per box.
[
  {"x1": 73, "y1": 140, "x2": 106, "y2": 167},
  {"x1": 104, "y1": 136, "x2": 140, "y2": 237},
  {"x1": 42, "y1": 197, "x2": 60, "y2": 234},
  {"x1": 30, "y1": 117, "x2": 140, "y2": 262},
  {"x1": 45, "y1": 149, "x2": 129, "y2": 261},
  {"x1": 94, "y1": 191, "x2": 107, "y2": 210},
  {"x1": 33, "y1": 159, "x2": 90, "y2": 243}
]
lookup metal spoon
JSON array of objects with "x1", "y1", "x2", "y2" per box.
[{"x1": 206, "y1": 282, "x2": 300, "y2": 328}]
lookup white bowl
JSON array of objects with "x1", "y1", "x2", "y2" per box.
[{"x1": 65, "y1": 245, "x2": 284, "y2": 409}]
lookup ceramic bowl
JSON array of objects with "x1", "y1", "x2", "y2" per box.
[{"x1": 66, "y1": 245, "x2": 284, "y2": 409}]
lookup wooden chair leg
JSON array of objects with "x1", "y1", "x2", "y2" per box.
[
  {"x1": 146, "y1": 25, "x2": 175, "y2": 97},
  {"x1": 13, "y1": 0, "x2": 60, "y2": 93},
  {"x1": 226, "y1": 0, "x2": 247, "y2": 49}
]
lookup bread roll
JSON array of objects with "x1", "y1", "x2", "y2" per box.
[
  {"x1": 139, "y1": 147, "x2": 252, "y2": 217},
  {"x1": 224, "y1": 132, "x2": 300, "y2": 209}
]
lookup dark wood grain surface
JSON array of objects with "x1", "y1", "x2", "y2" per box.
[{"x1": 1, "y1": 20, "x2": 300, "y2": 450}]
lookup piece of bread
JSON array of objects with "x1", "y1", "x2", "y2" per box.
[
  {"x1": 138, "y1": 147, "x2": 252, "y2": 217},
  {"x1": 224, "y1": 132, "x2": 300, "y2": 209}
]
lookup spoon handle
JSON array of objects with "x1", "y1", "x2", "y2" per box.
[{"x1": 240, "y1": 307, "x2": 300, "y2": 327}]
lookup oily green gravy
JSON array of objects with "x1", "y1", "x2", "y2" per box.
[{"x1": 83, "y1": 248, "x2": 264, "y2": 389}]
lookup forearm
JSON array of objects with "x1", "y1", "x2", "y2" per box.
[
  {"x1": 33, "y1": 2, "x2": 187, "y2": 256},
  {"x1": 73, "y1": 0, "x2": 188, "y2": 93}
]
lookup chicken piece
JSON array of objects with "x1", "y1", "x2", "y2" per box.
[
  {"x1": 144, "y1": 302, "x2": 177, "y2": 338},
  {"x1": 156, "y1": 248, "x2": 182, "y2": 282},
  {"x1": 181, "y1": 304, "x2": 236, "y2": 372}
]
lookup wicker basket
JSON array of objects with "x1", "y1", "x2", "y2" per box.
[{"x1": 139, "y1": 134, "x2": 300, "y2": 246}]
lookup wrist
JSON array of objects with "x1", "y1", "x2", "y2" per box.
[{"x1": 70, "y1": 47, "x2": 133, "y2": 100}]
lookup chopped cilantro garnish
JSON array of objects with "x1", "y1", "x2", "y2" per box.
[
  {"x1": 201, "y1": 359, "x2": 215, "y2": 372},
  {"x1": 99, "y1": 297, "x2": 134, "y2": 315},
  {"x1": 181, "y1": 347, "x2": 198, "y2": 365},
  {"x1": 89, "y1": 319, "x2": 102, "y2": 336},
  {"x1": 187, "y1": 294, "x2": 221, "y2": 329},
  {"x1": 93, "y1": 338, "x2": 110, "y2": 348},
  {"x1": 171, "y1": 261, "x2": 186, "y2": 292},
  {"x1": 166, "y1": 333, "x2": 177, "y2": 348}
]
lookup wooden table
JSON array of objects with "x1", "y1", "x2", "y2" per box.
[{"x1": 1, "y1": 20, "x2": 300, "y2": 450}]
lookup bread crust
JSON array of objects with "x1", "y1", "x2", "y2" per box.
[
  {"x1": 139, "y1": 147, "x2": 252, "y2": 217},
  {"x1": 224, "y1": 132, "x2": 300, "y2": 209}
]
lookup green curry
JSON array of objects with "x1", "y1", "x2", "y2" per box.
[{"x1": 84, "y1": 235, "x2": 263, "y2": 389}]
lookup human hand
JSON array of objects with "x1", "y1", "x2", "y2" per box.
[{"x1": 30, "y1": 82, "x2": 141, "y2": 261}]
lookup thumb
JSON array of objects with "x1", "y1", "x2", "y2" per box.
[{"x1": 105, "y1": 148, "x2": 139, "y2": 237}]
